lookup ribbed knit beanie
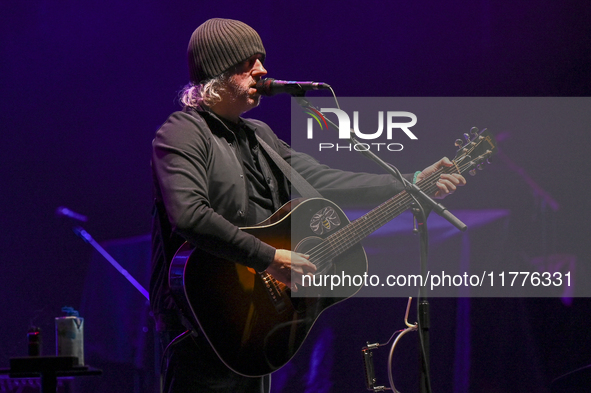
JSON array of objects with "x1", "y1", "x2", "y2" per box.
[{"x1": 188, "y1": 18, "x2": 266, "y2": 84}]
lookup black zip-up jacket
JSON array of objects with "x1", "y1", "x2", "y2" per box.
[{"x1": 150, "y1": 106, "x2": 413, "y2": 330}]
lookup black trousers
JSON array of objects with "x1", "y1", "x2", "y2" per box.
[{"x1": 159, "y1": 330, "x2": 271, "y2": 393}]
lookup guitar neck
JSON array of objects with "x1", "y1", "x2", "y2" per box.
[
  {"x1": 323, "y1": 165, "x2": 454, "y2": 257},
  {"x1": 307, "y1": 130, "x2": 496, "y2": 267}
]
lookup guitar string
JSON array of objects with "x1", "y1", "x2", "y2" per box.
[
  {"x1": 308, "y1": 161, "x2": 468, "y2": 272},
  {"x1": 307, "y1": 165, "x2": 452, "y2": 272},
  {"x1": 303, "y1": 142, "x2": 489, "y2": 273},
  {"x1": 318, "y1": 139, "x2": 488, "y2": 255},
  {"x1": 308, "y1": 143, "x2": 489, "y2": 270}
]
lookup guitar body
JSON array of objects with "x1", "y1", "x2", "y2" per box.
[{"x1": 169, "y1": 198, "x2": 367, "y2": 377}]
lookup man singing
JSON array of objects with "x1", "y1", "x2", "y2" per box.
[{"x1": 150, "y1": 18, "x2": 465, "y2": 393}]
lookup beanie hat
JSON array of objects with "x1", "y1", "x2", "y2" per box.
[{"x1": 188, "y1": 18, "x2": 266, "y2": 84}]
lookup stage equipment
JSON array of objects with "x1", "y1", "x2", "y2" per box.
[
  {"x1": 255, "y1": 78, "x2": 330, "y2": 96},
  {"x1": 59, "y1": 206, "x2": 149, "y2": 300},
  {"x1": 362, "y1": 297, "x2": 417, "y2": 392}
]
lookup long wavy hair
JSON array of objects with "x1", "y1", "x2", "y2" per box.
[{"x1": 179, "y1": 71, "x2": 231, "y2": 108}]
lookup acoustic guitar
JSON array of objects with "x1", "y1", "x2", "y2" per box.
[{"x1": 169, "y1": 128, "x2": 496, "y2": 376}]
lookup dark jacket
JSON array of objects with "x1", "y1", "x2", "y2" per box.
[{"x1": 150, "y1": 106, "x2": 411, "y2": 330}]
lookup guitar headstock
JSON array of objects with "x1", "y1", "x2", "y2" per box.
[{"x1": 453, "y1": 127, "x2": 497, "y2": 176}]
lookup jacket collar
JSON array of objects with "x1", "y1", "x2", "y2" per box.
[{"x1": 187, "y1": 104, "x2": 258, "y2": 137}]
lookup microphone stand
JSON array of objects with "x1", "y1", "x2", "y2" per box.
[
  {"x1": 72, "y1": 226, "x2": 150, "y2": 301},
  {"x1": 294, "y1": 96, "x2": 467, "y2": 393}
]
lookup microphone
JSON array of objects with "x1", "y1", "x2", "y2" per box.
[
  {"x1": 56, "y1": 206, "x2": 88, "y2": 222},
  {"x1": 255, "y1": 78, "x2": 330, "y2": 96}
]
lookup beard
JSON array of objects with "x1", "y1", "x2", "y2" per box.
[{"x1": 224, "y1": 74, "x2": 261, "y2": 112}]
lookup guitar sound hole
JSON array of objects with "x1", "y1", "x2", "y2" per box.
[{"x1": 295, "y1": 236, "x2": 334, "y2": 275}]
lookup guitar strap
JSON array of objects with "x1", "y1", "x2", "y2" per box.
[{"x1": 255, "y1": 135, "x2": 323, "y2": 199}]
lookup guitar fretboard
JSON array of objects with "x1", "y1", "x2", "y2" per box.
[{"x1": 309, "y1": 133, "x2": 495, "y2": 272}]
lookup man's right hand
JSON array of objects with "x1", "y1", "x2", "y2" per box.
[{"x1": 266, "y1": 249, "x2": 317, "y2": 292}]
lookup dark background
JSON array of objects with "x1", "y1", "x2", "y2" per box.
[{"x1": 1, "y1": 1, "x2": 590, "y2": 392}]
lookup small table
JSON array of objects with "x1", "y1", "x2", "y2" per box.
[{"x1": 0, "y1": 356, "x2": 102, "y2": 393}]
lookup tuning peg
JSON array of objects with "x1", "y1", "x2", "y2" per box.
[
  {"x1": 487, "y1": 157, "x2": 493, "y2": 165},
  {"x1": 455, "y1": 139, "x2": 463, "y2": 147},
  {"x1": 470, "y1": 127, "x2": 479, "y2": 136},
  {"x1": 477, "y1": 163, "x2": 484, "y2": 170},
  {"x1": 469, "y1": 168, "x2": 477, "y2": 176},
  {"x1": 464, "y1": 133, "x2": 471, "y2": 142}
]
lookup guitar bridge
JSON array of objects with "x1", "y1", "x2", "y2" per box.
[{"x1": 259, "y1": 272, "x2": 287, "y2": 312}]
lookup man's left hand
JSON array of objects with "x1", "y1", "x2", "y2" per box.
[{"x1": 416, "y1": 157, "x2": 466, "y2": 199}]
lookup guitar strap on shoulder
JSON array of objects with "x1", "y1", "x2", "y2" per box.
[{"x1": 255, "y1": 135, "x2": 323, "y2": 199}]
